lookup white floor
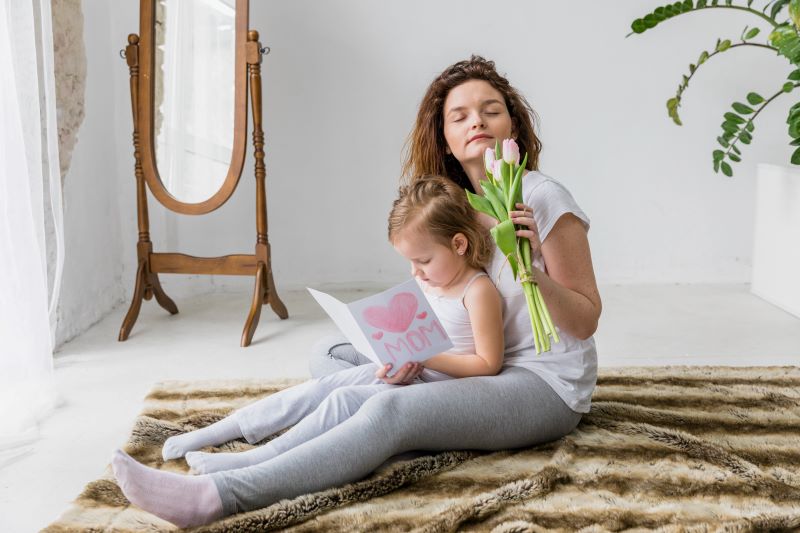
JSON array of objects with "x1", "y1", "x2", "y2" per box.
[{"x1": 2, "y1": 283, "x2": 799, "y2": 532}]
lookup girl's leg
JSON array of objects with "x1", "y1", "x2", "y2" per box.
[
  {"x1": 308, "y1": 335, "x2": 372, "y2": 379},
  {"x1": 187, "y1": 383, "x2": 393, "y2": 474},
  {"x1": 162, "y1": 363, "x2": 380, "y2": 460},
  {"x1": 113, "y1": 367, "x2": 581, "y2": 525}
]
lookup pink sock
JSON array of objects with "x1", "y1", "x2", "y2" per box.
[{"x1": 112, "y1": 449, "x2": 224, "y2": 527}]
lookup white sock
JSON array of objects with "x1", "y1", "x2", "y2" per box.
[
  {"x1": 162, "y1": 415, "x2": 243, "y2": 461},
  {"x1": 186, "y1": 443, "x2": 279, "y2": 474},
  {"x1": 112, "y1": 449, "x2": 224, "y2": 528}
]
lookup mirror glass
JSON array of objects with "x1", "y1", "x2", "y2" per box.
[{"x1": 154, "y1": 0, "x2": 236, "y2": 204}]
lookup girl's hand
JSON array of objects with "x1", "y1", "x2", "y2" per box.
[
  {"x1": 509, "y1": 202, "x2": 541, "y2": 258},
  {"x1": 375, "y1": 362, "x2": 423, "y2": 385}
]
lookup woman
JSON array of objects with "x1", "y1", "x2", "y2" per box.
[{"x1": 111, "y1": 55, "x2": 601, "y2": 528}]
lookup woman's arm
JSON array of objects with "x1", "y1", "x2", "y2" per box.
[
  {"x1": 423, "y1": 276, "x2": 504, "y2": 377},
  {"x1": 513, "y1": 208, "x2": 601, "y2": 340}
]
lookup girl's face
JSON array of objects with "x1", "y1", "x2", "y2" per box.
[
  {"x1": 393, "y1": 225, "x2": 468, "y2": 289},
  {"x1": 443, "y1": 79, "x2": 514, "y2": 170}
]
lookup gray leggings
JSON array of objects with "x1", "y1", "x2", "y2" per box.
[{"x1": 211, "y1": 335, "x2": 582, "y2": 515}]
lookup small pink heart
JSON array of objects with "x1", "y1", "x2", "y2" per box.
[
  {"x1": 416, "y1": 312, "x2": 427, "y2": 320},
  {"x1": 372, "y1": 331, "x2": 384, "y2": 340}
]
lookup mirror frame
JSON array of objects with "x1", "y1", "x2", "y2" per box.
[{"x1": 138, "y1": 0, "x2": 248, "y2": 215}]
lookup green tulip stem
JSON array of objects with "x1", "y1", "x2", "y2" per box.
[
  {"x1": 523, "y1": 282, "x2": 542, "y2": 353},
  {"x1": 538, "y1": 283, "x2": 559, "y2": 344}
]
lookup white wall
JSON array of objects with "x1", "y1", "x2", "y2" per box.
[
  {"x1": 56, "y1": 0, "x2": 125, "y2": 346},
  {"x1": 56, "y1": 0, "x2": 795, "y2": 345}
]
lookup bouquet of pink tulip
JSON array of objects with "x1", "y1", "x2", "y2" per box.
[{"x1": 465, "y1": 139, "x2": 559, "y2": 354}]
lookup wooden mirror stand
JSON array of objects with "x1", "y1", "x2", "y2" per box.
[{"x1": 119, "y1": 2, "x2": 287, "y2": 347}]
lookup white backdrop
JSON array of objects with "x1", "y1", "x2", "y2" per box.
[{"x1": 56, "y1": 0, "x2": 795, "y2": 345}]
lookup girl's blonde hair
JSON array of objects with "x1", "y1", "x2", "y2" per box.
[{"x1": 388, "y1": 175, "x2": 492, "y2": 269}]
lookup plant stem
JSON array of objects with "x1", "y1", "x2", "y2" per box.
[
  {"x1": 724, "y1": 83, "x2": 800, "y2": 160},
  {"x1": 700, "y1": 5, "x2": 778, "y2": 27},
  {"x1": 682, "y1": 43, "x2": 777, "y2": 96}
]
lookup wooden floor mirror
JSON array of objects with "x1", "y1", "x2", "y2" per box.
[{"x1": 119, "y1": 0, "x2": 287, "y2": 347}]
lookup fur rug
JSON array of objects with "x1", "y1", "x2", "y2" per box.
[{"x1": 44, "y1": 366, "x2": 800, "y2": 532}]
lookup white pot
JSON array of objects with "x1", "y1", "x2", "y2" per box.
[{"x1": 751, "y1": 163, "x2": 800, "y2": 317}]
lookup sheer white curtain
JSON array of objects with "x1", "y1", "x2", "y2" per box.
[{"x1": 0, "y1": 0, "x2": 65, "y2": 468}]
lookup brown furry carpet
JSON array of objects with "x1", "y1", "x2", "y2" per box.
[{"x1": 44, "y1": 366, "x2": 800, "y2": 532}]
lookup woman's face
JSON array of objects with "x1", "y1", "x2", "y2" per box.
[{"x1": 443, "y1": 79, "x2": 513, "y2": 171}]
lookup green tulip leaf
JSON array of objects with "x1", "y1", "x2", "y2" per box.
[
  {"x1": 466, "y1": 190, "x2": 497, "y2": 219},
  {"x1": 490, "y1": 219, "x2": 519, "y2": 279},
  {"x1": 480, "y1": 181, "x2": 508, "y2": 222}
]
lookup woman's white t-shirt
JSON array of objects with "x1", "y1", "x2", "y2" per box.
[{"x1": 489, "y1": 170, "x2": 597, "y2": 413}]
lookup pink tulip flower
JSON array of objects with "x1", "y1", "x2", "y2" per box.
[
  {"x1": 492, "y1": 159, "x2": 504, "y2": 180},
  {"x1": 502, "y1": 139, "x2": 520, "y2": 165},
  {"x1": 484, "y1": 148, "x2": 496, "y2": 174}
]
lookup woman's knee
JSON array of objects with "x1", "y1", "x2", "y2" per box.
[{"x1": 310, "y1": 334, "x2": 348, "y2": 359}]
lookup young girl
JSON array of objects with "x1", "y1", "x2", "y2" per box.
[{"x1": 111, "y1": 176, "x2": 503, "y2": 527}]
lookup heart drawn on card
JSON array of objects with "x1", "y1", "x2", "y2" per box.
[
  {"x1": 371, "y1": 331, "x2": 384, "y2": 340},
  {"x1": 363, "y1": 292, "x2": 418, "y2": 333},
  {"x1": 416, "y1": 311, "x2": 427, "y2": 320}
]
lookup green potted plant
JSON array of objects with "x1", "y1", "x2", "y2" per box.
[
  {"x1": 629, "y1": 0, "x2": 800, "y2": 176},
  {"x1": 630, "y1": 0, "x2": 800, "y2": 318}
]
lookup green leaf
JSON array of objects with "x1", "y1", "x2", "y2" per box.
[
  {"x1": 666, "y1": 97, "x2": 682, "y2": 125},
  {"x1": 739, "y1": 130, "x2": 753, "y2": 144},
  {"x1": 728, "y1": 153, "x2": 742, "y2": 162},
  {"x1": 790, "y1": 0, "x2": 800, "y2": 26},
  {"x1": 466, "y1": 190, "x2": 497, "y2": 219},
  {"x1": 790, "y1": 137, "x2": 800, "y2": 146},
  {"x1": 790, "y1": 69, "x2": 800, "y2": 81},
  {"x1": 713, "y1": 149, "x2": 725, "y2": 161},
  {"x1": 771, "y1": 0, "x2": 791, "y2": 20},
  {"x1": 746, "y1": 121, "x2": 755, "y2": 132},
  {"x1": 716, "y1": 39, "x2": 732, "y2": 52},
  {"x1": 490, "y1": 219, "x2": 519, "y2": 278},
  {"x1": 784, "y1": 82, "x2": 796, "y2": 92},
  {"x1": 629, "y1": 1, "x2": 703, "y2": 36},
  {"x1": 720, "y1": 161, "x2": 733, "y2": 176},
  {"x1": 480, "y1": 181, "x2": 508, "y2": 222},
  {"x1": 724, "y1": 112, "x2": 745, "y2": 124},
  {"x1": 745, "y1": 27, "x2": 760, "y2": 39},
  {"x1": 731, "y1": 144, "x2": 741, "y2": 155},
  {"x1": 746, "y1": 92, "x2": 765, "y2": 105},
  {"x1": 722, "y1": 122, "x2": 740, "y2": 134},
  {"x1": 732, "y1": 102, "x2": 754, "y2": 114},
  {"x1": 792, "y1": 146, "x2": 800, "y2": 164},
  {"x1": 770, "y1": 24, "x2": 800, "y2": 63}
]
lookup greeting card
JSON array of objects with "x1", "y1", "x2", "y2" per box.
[{"x1": 308, "y1": 279, "x2": 453, "y2": 369}]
